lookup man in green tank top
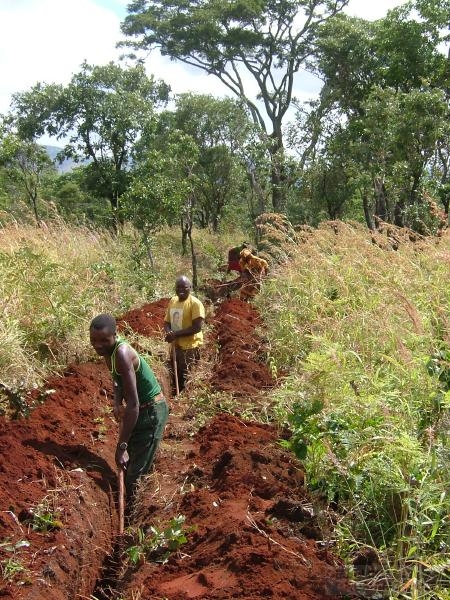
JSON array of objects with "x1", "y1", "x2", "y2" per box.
[{"x1": 89, "y1": 314, "x2": 169, "y2": 500}]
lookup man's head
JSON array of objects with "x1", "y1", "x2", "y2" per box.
[
  {"x1": 89, "y1": 313, "x2": 117, "y2": 356},
  {"x1": 175, "y1": 275, "x2": 192, "y2": 301},
  {"x1": 240, "y1": 248, "x2": 252, "y2": 262}
]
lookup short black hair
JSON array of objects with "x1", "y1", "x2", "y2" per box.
[
  {"x1": 175, "y1": 275, "x2": 191, "y2": 287},
  {"x1": 89, "y1": 313, "x2": 116, "y2": 334}
]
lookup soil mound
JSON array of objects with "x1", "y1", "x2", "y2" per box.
[
  {"x1": 123, "y1": 413, "x2": 355, "y2": 599},
  {"x1": 211, "y1": 299, "x2": 275, "y2": 396},
  {"x1": 118, "y1": 298, "x2": 169, "y2": 337},
  {"x1": 0, "y1": 363, "x2": 118, "y2": 600},
  {"x1": 0, "y1": 297, "x2": 355, "y2": 600}
]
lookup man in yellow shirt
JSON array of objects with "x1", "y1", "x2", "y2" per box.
[{"x1": 164, "y1": 275, "x2": 205, "y2": 391}]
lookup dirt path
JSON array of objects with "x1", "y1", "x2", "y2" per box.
[{"x1": 0, "y1": 298, "x2": 356, "y2": 600}]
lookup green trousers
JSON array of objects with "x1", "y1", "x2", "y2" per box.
[{"x1": 125, "y1": 399, "x2": 169, "y2": 499}]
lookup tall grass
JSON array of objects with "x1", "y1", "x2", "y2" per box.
[
  {"x1": 258, "y1": 221, "x2": 450, "y2": 598},
  {"x1": 0, "y1": 220, "x2": 242, "y2": 395}
]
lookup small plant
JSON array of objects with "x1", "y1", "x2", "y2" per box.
[
  {"x1": 30, "y1": 509, "x2": 63, "y2": 533},
  {"x1": 29, "y1": 498, "x2": 63, "y2": 533},
  {"x1": 93, "y1": 415, "x2": 108, "y2": 441},
  {"x1": 125, "y1": 515, "x2": 195, "y2": 566},
  {"x1": 0, "y1": 538, "x2": 30, "y2": 583},
  {"x1": 1, "y1": 557, "x2": 26, "y2": 581}
]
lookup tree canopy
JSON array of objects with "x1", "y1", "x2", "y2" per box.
[
  {"x1": 11, "y1": 62, "x2": 169, "y2": 226},
  {"x1": 121, "y1": 0, "x2": 350, "y2": 211}
]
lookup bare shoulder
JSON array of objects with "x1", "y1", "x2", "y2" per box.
[{"x1": 115, "y1": 343, "x2": 138, "y2": 372}]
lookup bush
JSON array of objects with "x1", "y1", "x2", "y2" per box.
[{"x1": 259, "y1": 223, "x2": 450, "y2": 597}]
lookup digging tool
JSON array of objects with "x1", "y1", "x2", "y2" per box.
[
  {"x1": 118, "y1": 468, "x2": 125, "y2": 535},
  {"x1": 117, "y1": 408, "x2": 126, "y2": 537},
  {"x1": 171, "y1": 343, "x2": 180, "y2": 396}
]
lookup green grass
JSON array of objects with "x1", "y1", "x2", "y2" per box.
[
  {"x1": 5, "y1": 214, "x2": 450, "y2": 597},
  {"x1": 0, "y1": 220, "x2": 243, "y2": 404},
  {"x1": 258, "y1": 221, "x2": 450, "y2": 599}
]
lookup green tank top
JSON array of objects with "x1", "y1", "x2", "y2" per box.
[{"x1": 110, "y1": 339, "x2": 161, "y2": 405}]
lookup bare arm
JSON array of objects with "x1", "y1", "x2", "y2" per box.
[
  {"x1": 113, "y1": 382, "x2": 124, "y2": 420},
  {"x1": 114, "y1": 346, "x2": 140, "y2": 468}
]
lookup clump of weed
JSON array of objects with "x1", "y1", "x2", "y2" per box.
[
  {"x1": 259, "y1": 224, "x2": 450, "y2": 597},
  {"x1": 0, "y1": 539, "x2": 31, "y2": 584},
  {"x1": 124, "y1": 515, "x2": 195, "y2": 566}
]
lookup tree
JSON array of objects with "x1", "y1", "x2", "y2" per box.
[
  {"x1": 121, "y1": 0, "x2": 349, "y2": 212},
  {"x1": 11, "y1": 62, "x2": 169, "y2": 228},
  {"x1": 304, "y1": 86, "x2": 448, "y2": 230},
  {"x1": 45, "y1": 168, "x2": 112, "y2": 226},
  {"x1": 166, "y1": 94, "x2": 253, "y2": 230},
  {"x1": 122, "y1": 130, "x2": 200, "y2": 281},
  {"x1": 0, "y1": 123, "x2": 55, "y2": 223},
  {"x1": 291, "y1": 3, "x2": 450, "y2": 229}
]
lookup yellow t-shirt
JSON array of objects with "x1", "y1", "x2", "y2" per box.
[{"x1": 165, "y1": 294, "x2": 205, "y2": 350}]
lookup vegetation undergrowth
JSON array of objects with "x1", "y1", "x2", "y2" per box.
[
  {"x1": 258, "y1": 221, "x2": 450, "y2": 599},
  {"x1": 124, "y1": 515, "x2": 195, "y2": 567},
  {"x1": 0, "y1": 219, "x2": 242, "y2": 409}
]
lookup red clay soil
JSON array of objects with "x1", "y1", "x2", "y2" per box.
[
  {"x1": 0, "y1": 297, "x2": 356, "y2": 600},
  {"x1": 0, "y1": 362, "x2": 118, "y2": 600},
  {"x1": 120, "y1": 413, "x2": 356, "y2": 600},
  {"x1": 117, "y1": 298, "x2": 169, "y2": 337},
  {"x1": 211, "y1": 298, "x2": 275, "y2": 396}
]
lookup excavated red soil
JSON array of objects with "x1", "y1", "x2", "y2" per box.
[
  {"x1": 122, "y1": 413, "x2": 356, "y2": 600},
  {"x1": 117, "y1": 298, "x2": 169, "y2": 337},
  {"x1": 0, "y1": 297, "x2": 355, "y2": 600},
  {"x1": 0, "y1": 362, "x2": 118, "y2": 600},
  {"x1": 211, "y1": 298, "x2": 275, "y2": 395}
]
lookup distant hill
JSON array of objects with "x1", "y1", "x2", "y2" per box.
[{"x1": 44, "y1": 145, "x2": 88, "y2": 173}]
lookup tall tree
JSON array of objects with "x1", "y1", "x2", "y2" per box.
[
  {"x1": 293, "y1": 3, "x2": 450, "y2": 229},
  {"x1": 168, "y1": 94, "x2": 252, "y2": 230},
  {"x1": 121, "y1": 0, "x2": 349, "y2": 212},
  {"x1": 123, "y1": 130, "x2": 200, "y2": 282},
  {"x1": 0, "y1": 123, "x2": 55, "y2": 223},
  {"x1": 11, "y1": 62, "x2": 169, "y2": 228}
]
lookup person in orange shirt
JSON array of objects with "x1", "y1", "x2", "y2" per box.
[{"x1": 238, "y1": 249, "x2": 269, "y2": 301}]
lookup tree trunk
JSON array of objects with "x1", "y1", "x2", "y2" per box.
[
  {"x1": 362, "y1": 192, "x2": 375, "y2": 231},
  {"x1": 181, "y1": 225, "x2": 188, "y2": 255},
  {"x1": 409, "y1": 171, "x2": 421, "y2": 206},
  {"x1": 31, "y1": 190, "x2": 40, "y2": 224},
  {"x1": 188, "y1": 229, "x2": 197, "y2": 292},
  {"x1": 269, "y1": 131, "x2": 287, "y2": 213},
  {"x1": 180, "y1": 195, "x2": 194, "y2": 257},
  {"x1": 373, "y1": 176, "x2": 389, "y2": 223},
  {"x1": 247, "y1": 168, "x2": 266, "y2": 217},
  {"x1": 394, "y1": 200, "x2": 405, "y2": 227},
  {"x1": 179, "y1": 197, "x2": 197, "y2": 290}
]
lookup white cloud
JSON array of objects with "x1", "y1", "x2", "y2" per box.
[
  {"x1": 345, "y1": 0, "x2": 408, "y2": 21},
  {"x1": 0, "y1": 0, "x2": 122, "y2": 114}
]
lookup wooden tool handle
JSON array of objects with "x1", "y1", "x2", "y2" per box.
[
  {"x1": 172, "y1": 343, "x2": 180, "y2": 396},
  {"x1": 118, "y1": 468, "x2": 125, "y2": 535}
]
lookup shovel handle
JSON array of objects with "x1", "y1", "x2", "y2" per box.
[
  {"x1": 118, "y1": 468, "x2": 125, "y2": 535},
  {"x1": 172, "y1": 343, "x2": 180, "y2": 396}
]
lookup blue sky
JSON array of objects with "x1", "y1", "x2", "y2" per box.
[{"x1": 0, "y1": 0, "x2": 409, "y2": 134}]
